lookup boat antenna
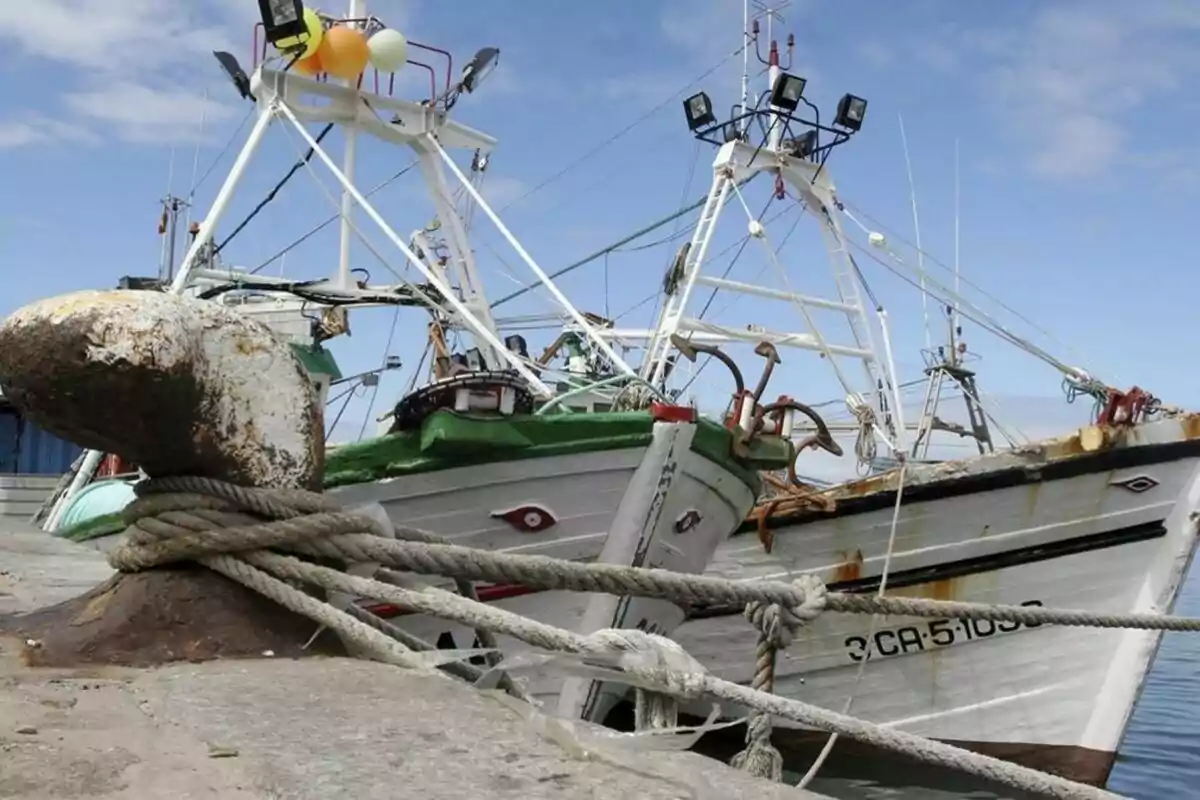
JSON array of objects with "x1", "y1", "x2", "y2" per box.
[
  {"x1": 739, "y1": 0, "x2": 751, "y2": 133},
  {"x1": 951, "y1": 137, "x2": 962, "y2": 363},
  {"x1": 183, "y1": 87, "x2": 211, "y2": 234},
  {"x1": 898, "y1": 112, "x2": 932, "y2": 351}
]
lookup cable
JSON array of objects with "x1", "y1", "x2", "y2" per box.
[
  {"x1": 188, "y1": 106, "x2": 256, "y2": 198},
  {"x1": 846, "y1": 236, "x2": 1078, "y2": 377},
  {"x1": 214, "y1": 123, "x2": 335, "y2": 255},
  {"x1": 674, "y1": 193, "x2": 777, "y2": 397},
  {"x1": 357, "y1": 305, "x2": 401, "y2": 441},
  {"x1": 496, "y1": 45, "x2": 746, "y2": 213},
  {"x1": 841, "y1": 200, "x2": 1102, "y2": 379},
  {"x1": 489, "y1": 185, "x2": 733, "y2": 309},
  {"x1": 248, "y1": 160, "x2": 418, "y2": 276}
]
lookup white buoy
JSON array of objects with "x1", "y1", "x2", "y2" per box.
[{"x1": 367, "y1": 28, "x2": 408, "y2": 72}]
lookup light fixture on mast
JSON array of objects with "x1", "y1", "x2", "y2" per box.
[
  {"x1": 257, "y1": 0, "x2": 308, "y2": 48},
  {"x1": 834, "y1": 93, "x2": 868, "y2": 132},
  {"x1": 460, "y1": 47, "x2": 501, "y2": 94},
  {"x1": 213, "y1": 51, "x2": 253, "y2": 101},
  {"x1": 683, "y1": 91, "x2": 717, "y2": 132},
  {"x1": 768, "y1": 71, "x2": 806, "y2": 112}
]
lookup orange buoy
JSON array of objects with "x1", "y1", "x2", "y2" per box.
[
  {"x1": 318, "y1": 25, "x2": 370, "y2": 81},
  {"x1": 295, "y1": 50, "x2": 324, "y2": 76}
]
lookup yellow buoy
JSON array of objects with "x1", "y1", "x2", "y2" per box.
[
  {"x1": 318, "y1": 25, "x2": 370, "y2": 81},
  {"x1": 273, "y1": 8, "x2": 325, "y2": 59}
]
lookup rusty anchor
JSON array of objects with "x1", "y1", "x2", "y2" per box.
[
  {"x1": 669, "y1": 333, "x2": 745, "y2": 394},
  {"x1": 730, "y1": 342, "x2": 787, "y2": 459},
  {"x1": 749, "y1": 341, "x2": 782, "y2": 407}
]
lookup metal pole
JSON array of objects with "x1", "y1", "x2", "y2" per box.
[
  {"x1": 275, "y1": 101, "x2": 556, "y2": 398},
  {"x1": 164, "y1": 198, "x2": 181, "y2": 285},
  {"x1": 428, "y1": 135, "x2": 638, "y2": 379},
  {"x1": 336, "y1": 0, "x2": 365, "y2": 289},
  {"x1": 170, "y1": 107, "x2": 276, "y2": 294}
]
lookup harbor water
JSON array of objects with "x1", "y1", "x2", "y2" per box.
[{"x1": 792, "y1": 566, "x2": 1200, "y2": 799}]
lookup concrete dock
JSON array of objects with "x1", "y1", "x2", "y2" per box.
[{"x1": 0, "y1": 524, "x2": 830, "y2": 799}]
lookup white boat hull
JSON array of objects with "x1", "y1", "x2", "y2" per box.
[
  {"x1": 329, "y1": 417, "x2": 757, "y2": 723},
  {"x1": 673, "y1": 417, "x2": 1200, "y2": 785}
]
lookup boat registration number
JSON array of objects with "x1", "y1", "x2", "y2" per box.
[{"x1": 843, "y1": 600, "x2": 1045, "y2": 663}]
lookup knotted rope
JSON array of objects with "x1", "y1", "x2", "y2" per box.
[
  {"x1": 104, "y1": 475, "x2": 1192, "y2": 799},
  {"x1": 730, "y1": 573, "x2": 827, "y2": 780}
]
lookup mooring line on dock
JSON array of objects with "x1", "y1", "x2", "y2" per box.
[{"x1": 105, "y1": 474, "x2": 1172, "y2": 799}]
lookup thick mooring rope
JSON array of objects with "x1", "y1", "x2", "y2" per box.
[
  {"x1": 108, "y1": 476, "x2": 1168, "y2": 800},
  {"x1": 730, "y1": 573, "x2": 826, "y2": 780},
  {"x1": 117, "y1": 481, "x2": 1200, "y2": 633}
]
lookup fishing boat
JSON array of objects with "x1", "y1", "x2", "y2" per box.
[
  {"x1": 31, "y1": 1, "x2": 803, "y2": 724},
  {"x1": 560, "y1": 11, "x2": 1199, "y2": 787}
]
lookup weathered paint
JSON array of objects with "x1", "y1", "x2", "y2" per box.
[
  {"x1": 0, "y1": 290, "x2": 322, "y2": 489},
  {"x1": 755, "y1": 411, "x2": 1200, "y2": 518},
  {"x1": 681, "y1": 410, "x2": 1200, "y2": 779}
]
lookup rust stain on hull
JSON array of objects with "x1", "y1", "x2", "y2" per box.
[{"x1": 832, "y1": 549, "x2": 864, "y2": 583}]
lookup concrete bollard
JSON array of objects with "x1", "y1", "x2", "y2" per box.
[
  {"x1": 0, "y1": 290, "x2": 343, "y2": 666},
  {"x1": 0, "y1": 289, "x2": 323, "y2": 490}
]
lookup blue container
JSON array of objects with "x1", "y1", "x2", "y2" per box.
[{"x1": 0, "y1": 406, "x2": 84, "y2": 475}]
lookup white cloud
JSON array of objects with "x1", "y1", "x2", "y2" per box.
[
  {"x1": 980, "y1": 2, "x2": 1200, "y2": 180},
  {"x1": 0, "y1": 122, "x2": 42, "y2": 149},
  {"x1": 0, "y1": 115, "x2": 96, "y2": 149},
  {"x1": 479, "y1": 175, "x2": 533, "y2": 209},
  {"x1": 61, "y1": 82, "x2": 239, "y2": 144},
  {"x1": 0, "y1": 0, "x2": 255, "y2": 147},
  {"x1": 0, "y1": 0, "x2": 244, "y2": 73}
]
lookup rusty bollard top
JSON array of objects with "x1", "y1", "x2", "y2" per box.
[{"x1": 0, "y1": 290, "x2": 323, "y2": 490}]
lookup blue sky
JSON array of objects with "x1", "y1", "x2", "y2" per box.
[{"x1": 1, "y1": 0, "x2": 1198, "y2": 459}]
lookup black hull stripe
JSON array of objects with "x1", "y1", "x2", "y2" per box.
[
  {"x1": 739, "y1": 436, "x2": 1200, "y2": 530},
  {"x1": 688, "y1": 520, "x2": 1168, "y2": 620}
]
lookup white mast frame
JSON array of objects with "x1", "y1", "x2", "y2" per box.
[{"x1": 45, "y1": 13, "x2": 637, "y2": 527}]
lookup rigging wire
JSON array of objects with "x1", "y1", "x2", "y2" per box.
[
  {"x1": 325, "y1": 383, "x2": 364, "y2": 443},
  {"x1": 643, "y1": 139, "x2": 706, "y2": 353},
  {"x1": 182, "y1": 88, "x2": 210, "y2": 232},
  {"x1": 496, "y1": 45, "x2": 747, "y2": 214},
  {"x1": 897, "y1": 113, "x2": 932, "y2": 351},
  {"x1": 840, "y1": 200, "x2": 1102, "y2": 380},
  {"x1": 675, "y1": 193, "x2": 778, "y2": 398},
  {"x1": 214, "y1": 123, "x2": 335, "y2": 255},
  {"x1": 357, "y1": 305, "x2": 401, "y2": 441},
  {"x1": 603, "y1": 252, "x2": 611, "y2": 318},
  {"x1": 489, "y1": 185, "x2": 734, "y2": 309},
  {"x1": 613, "y1": 224, "x2": 697, "y2": 253},
  {"x1": 189, "y1": 106, "x2": 256, "y2": 199},
  {"x1": 845, "y1": 234, "x2": 1079, "y2": 378},
  {"x1": 275, "y1": 124, "x2": 445, "y2": 310},
  {"x1": 248, "y1": 160, "x2": 418, "y2": 276}
]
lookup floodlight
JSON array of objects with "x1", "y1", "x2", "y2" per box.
[
  {"x1": 785, "y1": 129, "x2": 817, "y2": 159},
  {"x1": 834, "y1": 93, "x2": 868, "y2": 132},
  {"x1": 257, "y1": 0, "x2": 306, "y2": 47},
  {"x1": 769, "y1": 72, "x2": 807, "y2": 112},
  {"x1": 213, "y1": 51, "x2": 253, "y2": 101},
  {"x1": 683, "y1": 92, "x2": 716, "y2": 132},
  {"x1": 465, "y1": 347, "x2": 485, "y2": 371},
  {"x1": 460, "y1": 47, "x2": 500, "y2": 94},
  {"x1": 504, "y1": 334, "x2": 530, "y2": 359},
  {"x1": 385, "y1": 355, "x2": 403, "y2": 370}
]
